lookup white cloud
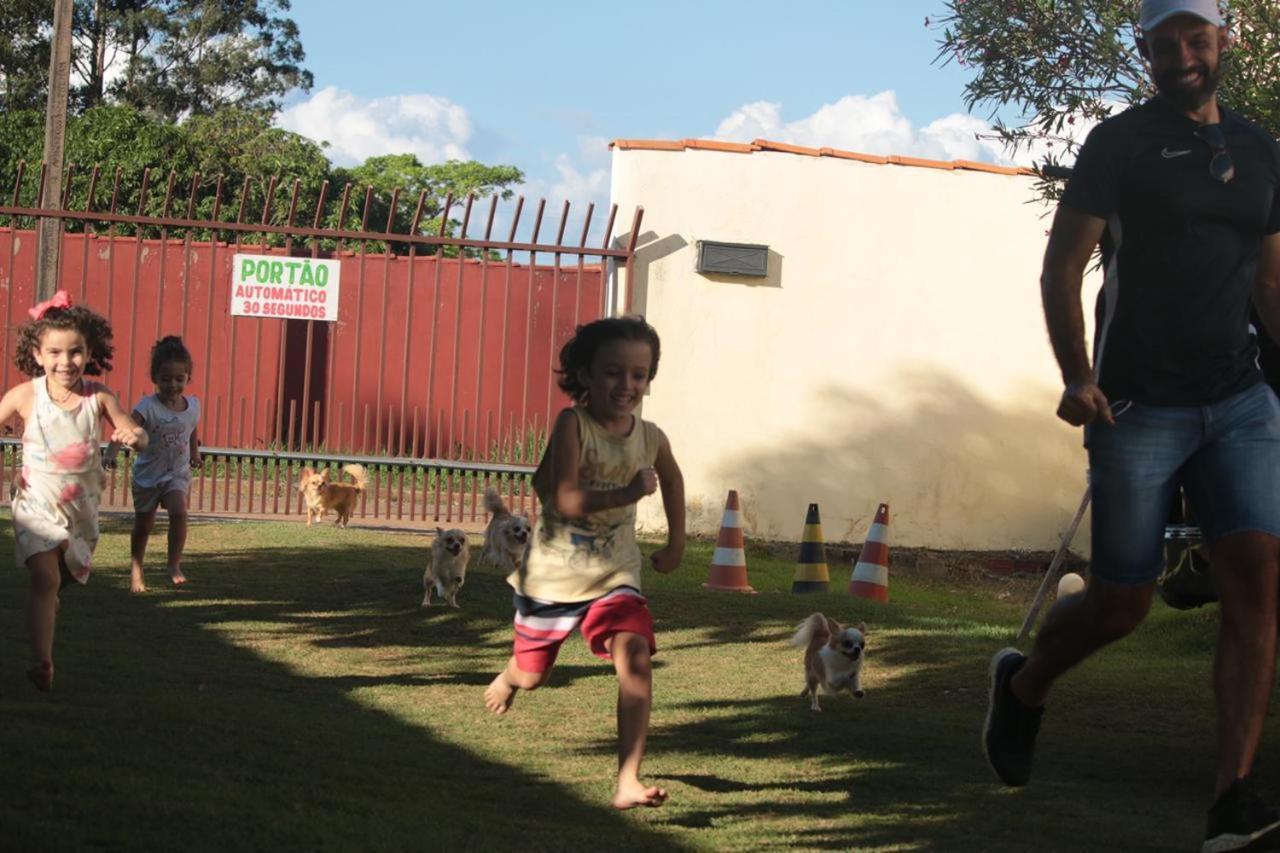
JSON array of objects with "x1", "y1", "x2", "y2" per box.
[
  {"x1": 276, "y1": 86, "x2": 472, "y2": 166},
  {"x1": 714, "y1": 91, "x2": 1014, "y2": 164},
  {"x1": 511, "y1": 143, "x2": 613, "y2": 246}
]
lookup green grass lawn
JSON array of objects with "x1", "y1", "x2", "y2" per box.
[{"x1": 0, "y1": 517, "x2": 1259, "y2": 851}]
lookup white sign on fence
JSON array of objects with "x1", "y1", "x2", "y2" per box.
[{"x1": 230, "y1": 253, "x2": 341, "y2": 322}]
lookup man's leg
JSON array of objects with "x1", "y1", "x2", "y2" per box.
[
  {"x1": 1209, "y1": 531, "x2": 1280, "y2": 797},
  {"x1": 1186, "y1": 384, "x2": 1280, "y2": 852},
  {"x1": 1013, "y1": 580, "x2": 1155, "y2": 706},
  {"x1": 985, "y1": 398, "x2": 1192, "y2": 787}
]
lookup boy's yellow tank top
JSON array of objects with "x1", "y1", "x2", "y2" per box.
[{"x1": 510, "y1": 405, "x2": 660, "y2": 602}]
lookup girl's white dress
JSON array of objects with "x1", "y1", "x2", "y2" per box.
[{"x1": 11, "y1": 378, "x2": 106, "y2": 582}]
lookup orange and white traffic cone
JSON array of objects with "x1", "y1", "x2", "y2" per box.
[
  {"x1": 849, "y1": 502, "x2": 890, "y2": 602},
  {"x1": 704, "y1": 490, "x2": 757, "y2": 593}
]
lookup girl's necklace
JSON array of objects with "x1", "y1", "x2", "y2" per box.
[{"x1": 47, "y1": 377, "x2": 81, "y2": 404}]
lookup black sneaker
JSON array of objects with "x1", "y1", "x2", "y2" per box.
[
  {"x1": 1204, "y1": 778, "x2": 1280, "y2": 852},
  {"x1": 982, "y1": 647, "x2": 1043, "y2": 787}
]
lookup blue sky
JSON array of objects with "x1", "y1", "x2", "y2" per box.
[{"x1": 280, "y1": 1, "x2": 1012, "y2": 224}]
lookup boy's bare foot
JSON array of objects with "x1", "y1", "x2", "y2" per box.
[
  {"x1": 27, "y1": 661, "x2": 53, "y2": 692},
  {"x1": 130, "y1": 575, "x2": 146, "y2": 594},
  {"x1": 612, "y1": 777, "x2": 668, "y2": 810},
  {"x1": 484, "y1": 672, "x2": 518, "y2": 715},
  {"x1": 169, "y1": 567, "x2": 187, "y2": 586}
]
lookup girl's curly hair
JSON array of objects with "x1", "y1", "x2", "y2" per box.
[
  {"x1": 13, "y1": 305, "x2": 115, "y2": 377},
  {"x1": 150, "y1": 335, "x2": 194, "y2": 381},
  {"x1": 555, "y1": 315, "x2": 661, "y2": 403}
]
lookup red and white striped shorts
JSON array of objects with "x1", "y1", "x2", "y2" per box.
[{"x1": 511, "y1": 586, "x2": 656, "y2": 674}]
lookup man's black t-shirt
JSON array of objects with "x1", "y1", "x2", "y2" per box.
[{"x1": 1060, "y1": 97, "x2": 1280, "y2": 406}]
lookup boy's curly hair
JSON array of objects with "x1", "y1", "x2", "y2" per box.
[
  {"x1": 555, "y1": 315, "x2": 661, "y2": 403},
  {"x1": 13, "y1": 305, "x2": 115, "y2": 377},
  {"x1": 150, "y1": 335, "x2": 194, "y2": 381}
]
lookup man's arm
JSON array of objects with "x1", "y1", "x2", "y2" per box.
[
  {"x1": 1253, "y1": 233, "x2": 1280, "y2": 345},
  {"x1": 1041, "y1": 206, "x2": 1114, "y2": 427}
]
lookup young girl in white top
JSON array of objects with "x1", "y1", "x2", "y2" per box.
[
  {"x1": 129, "y1": 336, "x2": 201, "y2": 592},
  {"x1": 0, "y1": 291, "x2": 146, "y2": 690}
]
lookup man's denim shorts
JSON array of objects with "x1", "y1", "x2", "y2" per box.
[{"x1": 1085, "y1": 382, "x2": 1280, "y2": 585}]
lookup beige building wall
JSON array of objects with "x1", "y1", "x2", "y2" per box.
[{"x1": 611, "y1": 142, "x2": 1100, "y2": 551}]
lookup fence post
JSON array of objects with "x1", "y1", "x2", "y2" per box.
[{"x1": 36, "y1": 0, "x2": 74, "y2": 301}]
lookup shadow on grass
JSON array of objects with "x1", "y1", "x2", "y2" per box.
[
  {"x1": 0, "y1": 517, "x2": 1253, "y2": 851},
  {"x1": 623, "y1": 561, "x2": 1236, "y2": 851},
  {"x1": 0, "y1": 521, "x2": 688, "y2": 852}
]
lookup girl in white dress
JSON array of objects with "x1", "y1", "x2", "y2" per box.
[{"x1": 0, "y1": 291, "x2": 146, "y2": 691}]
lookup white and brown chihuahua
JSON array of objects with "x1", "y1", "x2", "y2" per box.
[
  {"x1": 791, "y1": 612, "x2": 867, "y2": 711},
  {"x1": 481, "y1": 487, "x2": 531, "y2": 574},
  {"x1": 423, "y1": 527, "x2": 470, "y2": 608}
]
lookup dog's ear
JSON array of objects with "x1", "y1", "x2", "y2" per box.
[
  {"x1": 435, "y1": 527, "x2": 444, "y2": 537},
  {"x1": 825, "y1": 617, "x2": 842, "y2": 637},
  {"x1": 857, "y1": 621, "x2": 867, "y2": 635}
]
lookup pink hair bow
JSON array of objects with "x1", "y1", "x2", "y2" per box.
[{"x1": 29, "y1": 290, "x2": 72, "y2": 321}]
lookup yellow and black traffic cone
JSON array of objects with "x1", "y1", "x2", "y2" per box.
[{"x1": 791, "y1": 503, "x2": 830, "y2": 594}]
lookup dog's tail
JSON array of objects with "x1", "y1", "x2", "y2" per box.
[
  {"x1": 484, "y1": 486, "x2": 510, "y2": 517},
  {"x1": 791, "y1": 612, "x2": 830, "y2": 647},
  {"x1": 343, "y1": 463, "x2": 368, "y2": 490}
]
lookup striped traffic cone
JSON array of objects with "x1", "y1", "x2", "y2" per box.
[
  {"x1": 791, "y1": 503, "x2": 830, "y2": 594},
  {"x1": 849, "y1": 503, "x2": 891, "y2": 602},
  {"x1": 704, "y1": 490, "x2": 757, "y2": 593}
]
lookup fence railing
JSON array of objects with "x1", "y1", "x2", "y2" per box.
[
  {"x1": 0, "y1": 439, "x2": 539, "y2": 526},
  {"x1": 0, "y1": 161, "x2": 638, "y2": 525}
]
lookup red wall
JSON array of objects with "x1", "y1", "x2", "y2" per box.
[{"x1": 0, "y1": 228, "x2": 605, "y2": 458}]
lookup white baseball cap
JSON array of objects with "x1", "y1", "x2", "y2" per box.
[{"x1": 1140, "y1": 0, "x2": 1224, "y2": 32}]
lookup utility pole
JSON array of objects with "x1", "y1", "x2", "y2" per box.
[{"x1": 36, "y1": 0, "x2": 74, "y2": 301}]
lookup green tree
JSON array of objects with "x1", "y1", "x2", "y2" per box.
[
  {"x1": 105, "y1": 0, "x2": 313, "y2": 120},
  {"x1": 335, "y1": 154, "x2": 524, "y2": 239},
  {"x1": 0, "y1": 109, "x2": 526, "y2": 243},
  {"x1": 933, "y1": 0, "x2": 1280, "y2": 187},
  {"x1": 0, "y1": 0, "x2": 51, "y2": 112},
  {"x1": 0, "y1": 0, "x2": 312, "y2": 118}
]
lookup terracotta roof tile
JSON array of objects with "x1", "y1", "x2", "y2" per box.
[
  {"x1": 888, "y1": 154, "x2": 955, "y2": 170},
  {"x1": 820, "y1": 148, "x2": 889, "y2": 164},
  {"x1": 609, "y1": 138, "x2": 1035, "y2": 178},
  {"x1": 751, "y1": 138, "x2": 822, "y2": 157},
  {"x1": 611, "y1": 139, "x2": 685, "y2": 151},
  {"x1": 683, "y1": 139, "x2": 758, "y2": 153}
]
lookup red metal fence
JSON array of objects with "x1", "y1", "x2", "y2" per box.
[{"x1": 0, "y1": 163, "x2": 643, "y2": 526}]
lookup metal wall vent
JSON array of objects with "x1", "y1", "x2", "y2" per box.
[{"x1": 696, "y1": 240, "x2": 768, "y2": 277}]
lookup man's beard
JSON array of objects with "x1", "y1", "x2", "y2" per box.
[{"x1": 1155, "y1": 61, "x2": 1222, "y2": 112}]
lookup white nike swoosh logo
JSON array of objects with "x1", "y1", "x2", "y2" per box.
[{"x1": 1162, "y1": 148, "x2": 1192, "y2": 158}]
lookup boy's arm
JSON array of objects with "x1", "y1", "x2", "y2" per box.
[
  {"x1": 649, "y1": 429, "x2": 685, "y2": 574},
  {"x1": 99, "y1": 389, "x2": 148, "y2": 450},
  {"x1": 549, "y1": 409, "x2": 656, "y2": 518}
]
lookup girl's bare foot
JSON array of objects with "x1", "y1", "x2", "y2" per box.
[
  {"x1": 27, "y1": 661, "x2": 53, "y2": 692},
  {"x1": 130, "y1": 573, "x2": 147, "y2": 594},
  {"x1": 484, "y1": 672, "x2": 518, "y2": 715},
  {"x1": 169, "y1": 567, "x2": 187, "y2": 586},
  {"x1": 612, "y1": 777, "x2": 667, "y2": 810}
]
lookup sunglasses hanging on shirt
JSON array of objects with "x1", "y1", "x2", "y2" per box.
[{"x1": 1194, "y1": 124, "x2": 1235, "y2": 184}]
